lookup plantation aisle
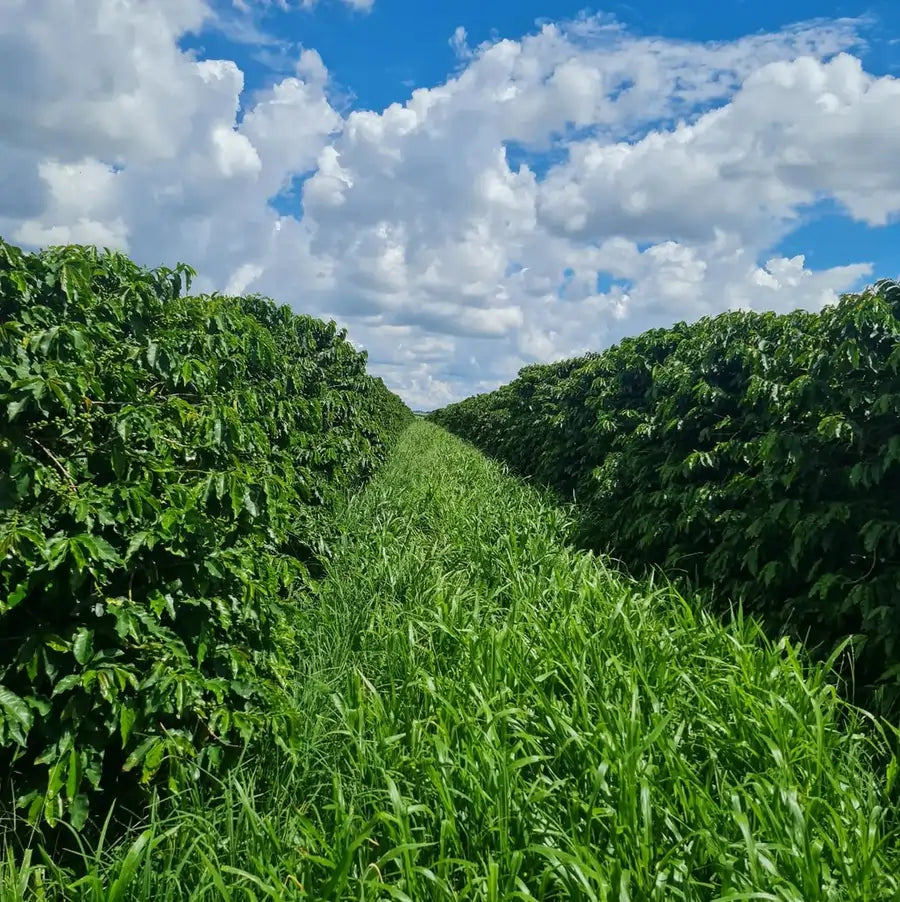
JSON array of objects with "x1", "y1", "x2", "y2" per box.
[
  {"x1": 252, "y1": 420, "x2": 900, "y2": 899},
  {"x1": 9, "y1": 421, "x2": 899, "y2": 900}
]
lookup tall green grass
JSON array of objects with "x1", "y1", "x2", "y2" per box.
[{"x1": 2, "y1": 421, "x2": 898, "y2": 899}]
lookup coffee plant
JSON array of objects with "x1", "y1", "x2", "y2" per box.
[
  {"x1": 431, "y1": 281, "x2": 900, "y2": 714},
  {"x1": 0, "y1": 238, "x2": 410, "y2": 828}
]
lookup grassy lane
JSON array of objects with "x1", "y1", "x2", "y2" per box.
[{"x1": 3, "y1": 421, "x2": 899, "y2": 900}]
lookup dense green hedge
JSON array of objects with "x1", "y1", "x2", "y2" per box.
[
  {"x1": 431, "y1": 281, "x2": 900, "y2": 713},
  {"x1": 0, "y1": 239, "x2": 410, "y2": 827}
]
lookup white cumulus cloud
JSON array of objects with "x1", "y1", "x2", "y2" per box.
[{"x1": 0, "y1": 3, "x2": 896, "y2": 407}]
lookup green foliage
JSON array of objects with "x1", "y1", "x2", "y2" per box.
[
  {"x1": 431, "y1": 282, "x2": 900, "y2": 713},
  {"x1": 0, "y1": 238, "x2": 410, "y2": 828},
  {"x1": 3, "y1": 422, "x2": 897, "y2": 899}
]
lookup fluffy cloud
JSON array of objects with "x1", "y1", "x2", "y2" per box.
[
  {"x1": 234, "y1": 0, "x2": 373, "y2": 12},
  {"x1": 0, "y1": 2, "x2": 896, "y2": 407}
]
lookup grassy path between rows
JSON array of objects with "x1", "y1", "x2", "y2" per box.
[{"x1": 4, "y1": 421, "x2": 900, "y2": 900}]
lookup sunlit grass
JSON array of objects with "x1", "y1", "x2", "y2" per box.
[{"x1": 2, "y1": 421, "x2": 898, "y2": 899}]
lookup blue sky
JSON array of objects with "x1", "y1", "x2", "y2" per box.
[
  {"x1": 195, "y1": 1, "x2": 900, "y2": 109},
  {"x1": 187, "y1": 0, "x2": 900, "y2": 285},
  {"x1": 2, "y1": 0, "x2": 900, "y2": 405}
]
